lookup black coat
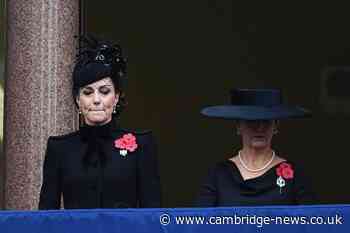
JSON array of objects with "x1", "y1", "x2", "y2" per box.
[
  {"x1": 196, "y1": 160, "x2": 316, "y2": 207},
  {"x1": 39, "y1": 123, "x2": 161, "y2": 209}
]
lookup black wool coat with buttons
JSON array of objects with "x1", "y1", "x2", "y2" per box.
[{"x1": 38, "y1": 122, "x2": 161, "y2": 209}]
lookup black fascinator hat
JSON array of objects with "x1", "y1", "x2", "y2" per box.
[
  {"x1": 72, "y1": 35, "x2": 127, "y2": 98},
  {"x1": 201, "y1": 89, "x2": 311, "y2": 120}
]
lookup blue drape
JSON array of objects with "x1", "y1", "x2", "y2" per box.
[{"x1": 0, "y1": 204, "x2": 348, "y2": 233}]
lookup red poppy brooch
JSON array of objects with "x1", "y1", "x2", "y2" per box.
[
  {"x1": 275, "y1": 162, "x2": 294, "y2": 193},
  {"x1": 114, "y1": 133, "x2": 138, "y2": 157}
]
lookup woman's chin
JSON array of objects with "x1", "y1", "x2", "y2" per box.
[
  {"x1": 85, "y1": 117, "x2": 110, "y2": 126},
  {"x1": 250, "y1": 141, "x2": 269, "y2": 149}
]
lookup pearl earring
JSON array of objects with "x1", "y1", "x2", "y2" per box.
[{"x1": 113, "y1": 105, "x2": 117, "y2": 114}]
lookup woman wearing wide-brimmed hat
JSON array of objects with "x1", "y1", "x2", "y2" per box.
[{"x1": 196, "y1": 89, "x2": 316, "y2": 207}]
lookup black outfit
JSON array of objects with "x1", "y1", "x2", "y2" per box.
[
  {"x1": 196, "y1": 160, "x2": 316, "y2": 207},
  {"x1": 39, "y1": 122, "x2": 161, "y2": 209}
]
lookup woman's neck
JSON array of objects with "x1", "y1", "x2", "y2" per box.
[{"x1": 239, "y1": 147, "x2": 274, "y2": 169}]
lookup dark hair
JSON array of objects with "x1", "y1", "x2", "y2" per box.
[{"x1": 73, "y1": 35, "x2": 127, "y2": 118}]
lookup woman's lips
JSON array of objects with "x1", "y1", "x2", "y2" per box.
[
  {"x1": 89, "y1": 110, "x2": 105, "y2": 113},
  {"x1": 89, "y1": 109, "x2": 104, "y2": 111},
  {"x1": 253, "y1": 135, "x2": 266, "y2": 139}
]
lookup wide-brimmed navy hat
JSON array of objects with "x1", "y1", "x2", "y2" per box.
[{"x1": 201, "y1": 89, "x2": 311, "y2": 120}]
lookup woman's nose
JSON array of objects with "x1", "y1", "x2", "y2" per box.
[{"x1": 93, "y1": 92, "x2": 101, "y2": 104}]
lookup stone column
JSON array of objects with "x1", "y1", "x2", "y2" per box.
[{"x1": 4, "y1": 0, "x2": 80, "y2": 210}]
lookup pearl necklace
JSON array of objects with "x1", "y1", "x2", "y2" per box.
[{"x1": 238, "y1": 150, "x2": 275, "y2": 173}]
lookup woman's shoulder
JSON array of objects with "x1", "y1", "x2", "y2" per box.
[
  {"x1": 49, "y1": 131, "x2": 79, "y2": 139},
  {"x1": 204, "y1": 159, "x2": 233, "y2": 176},
  {"x1": 47, "y1": 131, "x2": 80, "y2": 146}
]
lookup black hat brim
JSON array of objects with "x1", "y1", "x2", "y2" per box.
[{"x1": 201, "y1": 105, "x2": 311, "y2": 120}]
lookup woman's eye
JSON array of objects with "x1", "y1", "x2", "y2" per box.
[
  {"x1": 82, "y1": 90, "x2": 93, "y2": 95},
  {"x1": 100, "y1": 88, "x2": 110, "y2": 95}
]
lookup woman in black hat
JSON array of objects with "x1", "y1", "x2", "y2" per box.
[
  {"x1": 196, "y1": 89, "x2": 316, "y2": 206},
  {"x1": 39, "y1": 36, "x2": 161, "y2": 209}
]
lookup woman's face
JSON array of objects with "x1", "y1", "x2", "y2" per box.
[
  {"x1": 76, "y1": 77, "x2": 119, "y2": 126},
  {"x1": 237, "y1": 120, "x2": 277, "y2": 149}
]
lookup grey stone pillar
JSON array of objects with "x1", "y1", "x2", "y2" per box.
[{"x1": 4, "y1": 0, "x2": 80, "y2": 210}]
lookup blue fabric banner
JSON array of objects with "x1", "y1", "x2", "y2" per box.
[{"x1": 0, "y1": 204, "x2": 348, "y2": 233}]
